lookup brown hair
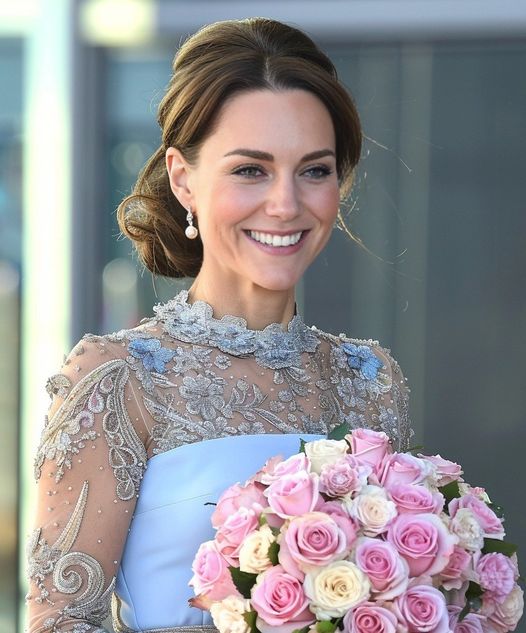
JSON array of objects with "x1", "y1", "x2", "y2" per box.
[{"x1": 118, "y1": 17, "x2": 362, "y2": 278}]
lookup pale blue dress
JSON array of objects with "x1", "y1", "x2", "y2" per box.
[{"x1": 27, "y1": 292, "x2": 411, "y2": 633}]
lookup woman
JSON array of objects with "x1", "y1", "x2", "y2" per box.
[{"x1": 26, "y1": 18, "x2": 412, "y2": 633}]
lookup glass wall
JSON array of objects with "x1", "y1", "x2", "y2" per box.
[{"x1": 0, "y1": 37, "x2": 23, "y2": 633}]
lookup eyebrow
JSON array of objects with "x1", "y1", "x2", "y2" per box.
[{"x1": 223, "y1": 148, "x2": 336, "y2": 162}]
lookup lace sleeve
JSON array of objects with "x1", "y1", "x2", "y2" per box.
[
  {"x1": 370, "y1": 344, "x2": 413, "y2": 452},
  {"x1": 26, "y1": 337, "x2": 151, "y2": 633}
]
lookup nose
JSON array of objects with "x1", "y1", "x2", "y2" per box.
[{"x1": 264, "y1": 174, "x2": 301, "y2": 221}]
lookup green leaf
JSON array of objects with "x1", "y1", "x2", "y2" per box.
[
  {"x1": 229, "y1": 566, "x2": 258, "y2": 599},
  {"x1": 482, "y1": 538, "x2": 518, "y2": 557},
  {"x1": 456, "y1": 582, "x2": 484, "y2": 621},
  {"x1": 268, "y1": 541, "x2": 280, "y2": 565},
  {"x1": 258, "y1": 513, "x2": 268, "y2": 527},
  {"x1": 439, "y1": 481, "x2": 461, "y2": 505},
  {"x1": 299, "y1": 438, "x2": 307, "y2": 454},
  {"x1": 317, "y1": 621, "x2": 337, "y2": 633},
  {"x1": 327, "y1": 422, "x2": 350, "y2": 441},
  {"x1": 243, "y1": 610, "x2": 259, "y2": 633},
  {"x1": 292, "y1": 626, "x2": 312, "y2": 633},
  {"x1": 465, "y1": 581, "x2": 483, "y2": 601}
]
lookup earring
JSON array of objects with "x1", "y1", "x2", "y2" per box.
[{"x1": 185, "y1": 206, "x2": 198, "y2": 239}]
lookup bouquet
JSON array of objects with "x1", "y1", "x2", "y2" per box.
[{"x1": 189, "y1": 428, "x2": 523, "y2": 633}]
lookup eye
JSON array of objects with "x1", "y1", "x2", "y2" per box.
[
  {"x1": 302, "y1": 164, "x2": 334, "y2": 179},
  {"x1": 231, "y1": 164, "x2": 266, "y2": 178}
]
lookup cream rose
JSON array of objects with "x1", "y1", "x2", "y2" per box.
[
  {"x1": 487, "y1": 584, "x2": 524, "y2": 631},
  {"x1": 238, "y1": 524, "x2": 276, "y2": 574},
  {"x1": 346, "y1": 485, "x2": 398, "y2": 536},
  {"x1": 210, "y1": 596, "x2": 252, "y2": 633},
  {"x1": 305, "y1": 439, "x2": 349, "y2": 474},
  {"x1": 304, "y1": 560, "x2": 371, "y2": 619},
  {"x1": 449, "y1": 507, "x2": 485, "y2": 551}
]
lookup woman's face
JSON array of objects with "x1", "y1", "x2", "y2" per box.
[{"x1": 169, "y1": 89, "x2": 340, "y2": 295}]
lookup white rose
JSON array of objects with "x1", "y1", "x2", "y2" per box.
[
  {"x1": 238, "y1": 524, "x2": 276, "y2": 574},
  {"x1": 346, "y1": 485, "x2": 398, "y2": 536},
  {"x1": 305, "y1": 439, "x2": 349, "y2": 474},
  {"x1": 449, "y1": 508, "x2": 484, "y2": 551},
  {"x1": 210, "y1": 596, "x2": 252, "y2": 633},
  {"x1": 304, "y1": 560, "x2": 370, "y2": 619}
]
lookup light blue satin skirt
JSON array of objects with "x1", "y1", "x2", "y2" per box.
[{"x1": 113, "y1": 433, "x2": 322, "y2": 632}]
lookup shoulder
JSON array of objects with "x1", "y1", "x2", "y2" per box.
[
  {"x1": 313, "y1": 326, "x2": 402, "y2": 385},
  {"x1": 46, "y1": 315, "x2": 166, "y2": 395}
]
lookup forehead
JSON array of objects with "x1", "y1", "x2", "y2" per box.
[{"x1": 201, "y1": 89, "x2": 336, "y2": 156}]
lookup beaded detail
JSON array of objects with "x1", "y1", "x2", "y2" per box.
[{"x1": 153, "y1": 291, "x2": 319, "y2": 369}]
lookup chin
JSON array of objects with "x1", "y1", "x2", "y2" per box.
[{"x1": 253, "y1": 274, "x2": 302, "y2": 293}]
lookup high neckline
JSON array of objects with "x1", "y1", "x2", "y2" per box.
[{"x1": 152, "y1": 290, "x2": 319, "y2": 369}]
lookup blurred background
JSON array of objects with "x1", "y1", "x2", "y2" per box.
[{"x1": 1, "y1": 0, "x2": 525, "y2": 631}]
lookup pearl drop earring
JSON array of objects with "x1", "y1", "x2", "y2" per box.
[{"x1": 185, "y1": 206, "x2": 198, "y2": 239}]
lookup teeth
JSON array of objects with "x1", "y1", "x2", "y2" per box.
[{"x1": 249, "y1": 231, "x2": 303, "y2": 247}]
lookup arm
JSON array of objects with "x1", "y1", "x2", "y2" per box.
[
  {"x1": 26, "y1": 338, "x2": 150, "y2": 633},
  {"x1": 369, "y1": 344, "x2": 413, "y2": 452}
]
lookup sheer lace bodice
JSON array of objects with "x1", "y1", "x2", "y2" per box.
[{"x1": 26, "y1": 291, "x2": 412, "y2": 632}]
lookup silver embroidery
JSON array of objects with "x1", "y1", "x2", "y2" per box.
[
  {"x1": 100, "y1": 364, "x2": 147, "y2": 500},
  {"x1": 34, "y1": 361, "x2": 124, "y2": 482},
  {"x1": 34, "y1": 359, "x2": 147, "y2": 500},
  {"x1": 28, "y1": 482, "x2": 89, "y2": 604},
  {"x1": 28, "y1": 482, "x2": 115, "y2": 630},
  {"x1": 46, "y1": 374, "x2": 73, "y2": 400},
  {"x1": 153, "y1": 290, "x2": 319, "y2": 369}
]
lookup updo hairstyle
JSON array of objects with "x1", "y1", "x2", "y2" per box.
[{"x1": 117, "y1": 17, "x2": 362, "y2": 278}]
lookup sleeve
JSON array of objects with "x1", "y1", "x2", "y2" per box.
[
  {"x1": 25, "y1": 337, "x2": 151, "y2": 633},
  {"x1": 369, "y1": 344, "x2": 413, "y2": 452}
]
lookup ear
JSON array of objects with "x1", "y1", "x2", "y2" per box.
[{"x1": 165, "y1": 147, "x2": 194, "y2": 210}]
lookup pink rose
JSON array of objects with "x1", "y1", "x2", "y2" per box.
[
  {"x1": 189, "y1": 540, "x2": 240, "y2": 601},
  {"x1": 354, "y1": 537, "x2": 409, "y2": 600},
  {"x1": 211, "y1": 481, "x2": 266, "y2": 528},
  {"x1": 258, "y1": 453, "x2": 310, "y2": 485},
  {"x1": 448, "y1": 606, "x2": 484, "y2": 633},
  {"x1": 347, "y1": 428, "x2": 392, "y2": 472},
  {"x1": 265, "y1": 471, "x2": 321, "y2": 519},
  {"x1": 389, "y1": 483, "x2": 444, "y2": 515},
  {"x1": 280, "y1": 512, "x2": 351, "y2": 572},
  {"x1": 380, "y1": 453, "x2": 430, "y2": 489},
  {"x1": 449, "y1": 495, "x2": 505, "y2": 539},
  {"x1": 387, "y1": 513, "x2": 458, "y2": 577},
  {"x1": 318, "y1": 500, "x2": 358, "y2": 545},
  {"x1": 343, "y1": 602, "x2": 398, "y2": 633},
  {"x1": 216, "y1": 506, "x2": 260, "y2": 565},
  {"x1": 419, "y1": 453, "x2": 463, "y2": 486},
  {"x1": 395, "y1": 585, "x2": 450, "y2": 633},
  {"x1": 319, "y1": 455, "x2": 370, "y2": 497},
  {"x1": 440, "y1": 545, "x2": 472, "y2": 590},
  {"x1": 251, "y1": 564, "x2": 314, "y2": 633},
  {"x1": 476, "y1": 553, "x2": 516, "y2": 604}
]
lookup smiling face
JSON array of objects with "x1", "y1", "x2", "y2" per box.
[{"x1": 167, "y1": 89, "x2": 340, "y2": 299}]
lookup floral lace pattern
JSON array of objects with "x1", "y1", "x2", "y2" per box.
[{"x1": 27, "y1": 291, "x2": 412, "y2": 632}]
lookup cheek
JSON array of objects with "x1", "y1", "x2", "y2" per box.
[{"x1": 312, "y1": 186, "x2": 341, "y2": 226}]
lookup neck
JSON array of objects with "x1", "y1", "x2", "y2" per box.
[{"x1": 188, "y1": 277, "x2": 297, "y2": 330}]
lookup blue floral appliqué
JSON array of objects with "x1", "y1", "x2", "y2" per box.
[
  {"x1": 341, "y1": 343, "x2": 383, "y2": 381},
  {"x1": 128, "y1": 338, "x2": 175, "y2": 373}
]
